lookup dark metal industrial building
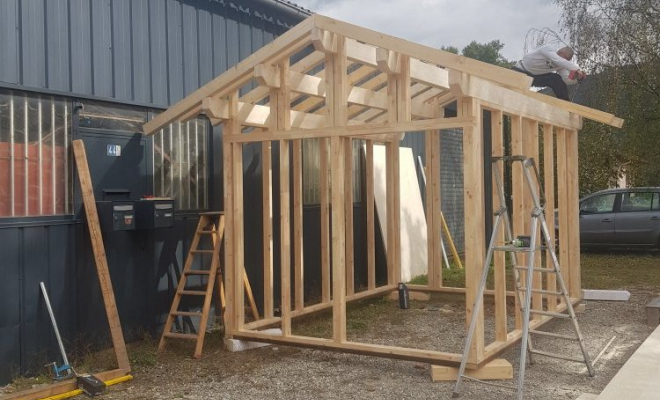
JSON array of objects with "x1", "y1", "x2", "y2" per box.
[{"x1": 0, "y1": 0, "x2": 466, "y2": 385}]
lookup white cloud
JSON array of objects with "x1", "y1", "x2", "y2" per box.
[{"x1": 291, "y1": 0, "x2": 568, "y2": 61}]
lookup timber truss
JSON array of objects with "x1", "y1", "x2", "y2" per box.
[{"x1": 144, "y1": 15, "x2": 622, "y2": 370}]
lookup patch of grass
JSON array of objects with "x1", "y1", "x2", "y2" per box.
[{"x1": 581, "y1": 251, "x2": 660, "y2": 289}]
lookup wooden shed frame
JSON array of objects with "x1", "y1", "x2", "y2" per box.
[{"x1": 144, "y1": 15, "x2": 623, "y2": 370}]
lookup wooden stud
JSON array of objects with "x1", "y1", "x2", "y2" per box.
[
  {"x1": 490, "y1": 110, "x2": 507, "y2": 342},
  {"x1": 293, "y1": 138, "x2": 304, "y2": 311},
  {"x1": 460, "y1": 97, "x2": 485, "y2": 363},
  {"x1": 277, "y1": 59, "x2": 293, "y2": 336},
  {"x1": 524, "y1": 118, "x2": 543, "y2": 317},
  {"x1": 542, "y1": 124, "x2": 558, "y2": 311},
  {"x1": 262, "y1": 140, "x2": 274, "y2": 318},
  {"x1": 344, "y1": 137, "x2": 354, "y2": 296},
  {"x1": 320, "y1": 136, "x2": 330, "y2": 303},
  {"x1": 510, "y1": 115, "x2": 524, "y2": 329},
  {"x1": 566, "y1": 129, "x2": 581, "y2": 299},
  {"x1": 366, "y1": 139, "x2": 376, "y2": 291},
  {"x1": 72, "y1": 140, "x2": 130, "y2": 372},
  {"x1": 425, "y1": 130, "x2": 438, "y2": 288},
  {"x1": 556, "y1": 128, "x2": 570, "y2": 302},
  {"x1": 327, "y1": 36, "x2": 348, "y2": 342}
]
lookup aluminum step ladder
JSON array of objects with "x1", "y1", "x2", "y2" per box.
[
  {"x1": 452, "y1": 156, "x2": 594, "y2": 400},
  {"x1": 158, "y1": 212, "x2": 259, "y2": 358}
]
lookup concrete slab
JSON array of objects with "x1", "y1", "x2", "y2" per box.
[
  {"x1": 596, "y1": 324, "x2": 660, "y2": 400},
  {"x1": 645, "y1": 297, "x2": 660, "y2": 326},
  {"x1": 225, "y1": 328, "x2": 282, "y2": 352},
  {"x1": 575, "y1": 394, "x2": 598, "y2": 400},
  {"x1": 582, "y1": 289, "x2": 631, "y2": 301}
]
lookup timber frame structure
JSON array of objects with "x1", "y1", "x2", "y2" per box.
[{"x1": 144, "y1": 15, "x2": 623, "y2": 369}]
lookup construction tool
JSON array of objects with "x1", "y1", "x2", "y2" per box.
[
  {"x1": 158, "y1": 212, "x2": 260, "y2": 358},
  {"x1": 40, "y1": 282, "x2": 75, "y2": 381},
  {"x1": 452, "y1": 156, "x2": 594, "y2": 400}
]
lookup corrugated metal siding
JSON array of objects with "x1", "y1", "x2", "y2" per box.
[{"x1": 0, "y1": 0, "x2": 296, "y2": 108}]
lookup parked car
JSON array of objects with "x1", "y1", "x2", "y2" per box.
[{"x1": 556, "y1": 187, "x2": 660, "y2": 248}]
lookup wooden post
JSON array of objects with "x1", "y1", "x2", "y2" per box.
[
  {"x1": 556, "y1": 128, "x2": 570, "y2": 303},
  {"x1": 366, "y1": 139, "x2": 376, "y2": 290},
  {"x1": 461, "y1": 97, "x2": 485, "y2": 363},
  {"x1": 510, "y1": 115, "x2": 524, "y2": 329},
  {"x1": 524, "y1": 118, "x2": 543, "y2": 317},
  {"x1": 344, "y1": 137, "x2": 354, "y2": 296},
  {"x1": 223, "y1": 96, "x2": 236, "y2": 337},
  {"x1": 262, "y1": 140, "x2": 274, "y2": 318},
  {"x1": 566, "y1": 129, "x2": 581, "y2": 299},
  {"x1": 425, "y1": 130, "x2": 441, "y2": 288},
  {"x1": 230, "y1": 93, "x2": 245, "y2": 333},
  {"x1": 490, "y1": 109, "x2": 507, "y2": 342},
  {"x1": 542, "y1": 124, "x2": 557, "y2": 311},
  {"x1": 328, "y1": 36, "x2": 348, "y2": 342},
  {"x1": 72, "y1": 140, "x2": 130, "y2": 372},
  {"x1": 277, "y1": 59, "x2": 292, "y2": 336},
  {"x1": 293, "y1": 138, "x2": 304, "y2": 310},
  {"x1": 320, "y1": 137, "x2": 330, "y2": 303}
]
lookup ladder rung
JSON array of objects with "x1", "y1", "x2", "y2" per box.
[
  {"x1": 529, "y1": 329, "x2": 578, "y2": 341},
  {"x1": 196, "y1": 230, "x2": 215, "y2": 235},
  {"x1": 171, "y1": 311, "x2": 203, "y2": 317},
  {"x1": 163, "y1": 332, "x2": 198, "y2": 340},
  {"x1": 518, "y1": 287, "x2": 564, "y2": 296},
  {"x1": 178, "y1": 290, "x2": 207, "y2": 296},
  {"x1": 184, "y1": 270, "x2": 211, "y2": 275},
  {"x1": 514, "y1": 266, "x2": 555, "y2": 273},
  {"x1": 493, "y1": 246, "x2": 538, "y2": 253},
  {"x1": 190, "y1": 249, "x2": 215, "y2": 254},
  {"x1": 529, "y1": 309, "x2": 571, "y2": 319},
  {"x1": 529, "y1": 349, "x2": 587, "y2": 364}
]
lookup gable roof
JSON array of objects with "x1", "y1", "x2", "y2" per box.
[{"x1": 143, "y1": 14, "x2": 623, "y2": 136}]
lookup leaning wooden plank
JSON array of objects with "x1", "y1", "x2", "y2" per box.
[
  {"x1": 143, "y1": 17, "x2": 314, "y2": 135},
  {"x1": 224, "y1": 116, "x2": 475, "y2": 143},
  {"x1": 72, "y1": 140, "x2": 130, "y2": 372},
  {"x1": 430, "y1": 359, "x2": 513, "y2": 382},
  {"x1": 0, "y1": 368, "x2": 128, "y2": 400},
  {"x1": 314, "y1": 15, "x2": 531, "y2": 91}
]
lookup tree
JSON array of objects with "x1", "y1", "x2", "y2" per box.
[
  {"x1": 440, "y1": 40, "x2": 513, "y2": 67},
  {"x1": 555, "y1": 0, "x2": 660, "y2": 189}
]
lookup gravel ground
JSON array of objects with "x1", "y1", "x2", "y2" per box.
[{"x1": 92, "y1": 287, "x2": 654, "y2": 400}]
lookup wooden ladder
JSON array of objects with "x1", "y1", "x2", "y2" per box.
[{"x1": 158, "y1": 212, "x2": 259, "y2": 358}]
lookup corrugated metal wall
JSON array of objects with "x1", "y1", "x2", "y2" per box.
[
  {"x1": 0, "y1": 0, "x2": 309, "y2": 385},
  {"x1": 0, "y1": 0, "x2": 299, "y2": 108}
]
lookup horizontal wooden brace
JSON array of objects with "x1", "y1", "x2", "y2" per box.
[
  {"x1": 347, "y1": 39, "x2": 450, "y2": 90},
  {"x1": 203, "y1": 98, "x2": 326, "y2": 129},
  {"x1": 223, "y1": 116, "x2": 475, "y2": 143},
  {"x1": 232, "y1": 331, "x2": 466, "y2": 367}
]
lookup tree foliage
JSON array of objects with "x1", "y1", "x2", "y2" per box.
[
  {"x1": 441, "y1": 40, "x2": 514, "y2": 67},
  {"x1": 555, "y1": 0, "x2": 660, "y2": 190}
]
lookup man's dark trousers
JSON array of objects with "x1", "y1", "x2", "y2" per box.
[{"x1": 512, "y1": 67, "x2": 569, "y2": 100}]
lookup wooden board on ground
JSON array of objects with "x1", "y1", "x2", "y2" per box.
[
  {"x1": 430, "y1": 359, "x2": 513, "y2": 381},
  {"x1": 368, "y1": 144, "x2": 428, "y2": 282}
]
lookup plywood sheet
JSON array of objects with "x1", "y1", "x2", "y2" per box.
[{"x1": 368, "y1": 144, "x2": 427, "y2": 282}]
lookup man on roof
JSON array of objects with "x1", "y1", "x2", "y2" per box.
[{"x1": 512, "y1": 45, "x2": 586, "y2": 101}]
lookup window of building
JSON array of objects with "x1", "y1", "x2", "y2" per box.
[
  {"x1": 0, "y1": 90, "x2": 71, "y2": 217},
  {"x1": 153, "y1": 118, "x2": 209, "y2": 210},
  {"x1": 302, "y1": 139, "x2": 363, "y2": 204}
]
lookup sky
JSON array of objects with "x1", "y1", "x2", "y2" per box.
[{"x1": 289, "y1": 0, "x2": 569, "y2": 62}]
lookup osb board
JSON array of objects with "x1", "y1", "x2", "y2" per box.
[{"x1": 367, "y1": 144, "x2": 427, "y2": 282}]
